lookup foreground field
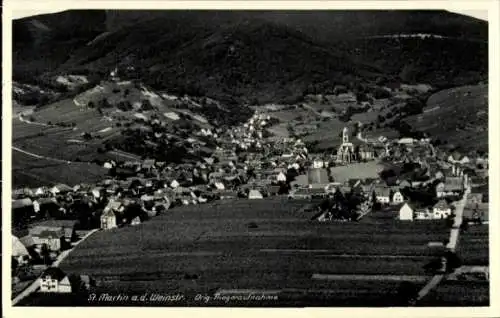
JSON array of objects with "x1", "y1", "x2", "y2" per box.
[
  {"x1": 58, "y1": 197, "x2": 450, "y2": 305},
  {"x1": 418, "y1": 281, "x2": 489, "y2": 306},
  {"x1": 456, "y1": 225, "x2": 489, "y2": 265}
]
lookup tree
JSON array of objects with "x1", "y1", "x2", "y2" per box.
[
  {"x1": 41, "y1": 244, "x2": 51, "y2": 266},
  {"x1": 83, "y1": 132, "x2": 92, "y2": 141}
]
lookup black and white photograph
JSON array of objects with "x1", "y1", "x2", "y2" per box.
[{"x1": 3, "y1": 1, "x2": 498, "y2": 311}]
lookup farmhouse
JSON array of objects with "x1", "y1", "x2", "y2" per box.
[{"x1": 38, "y1": 267, "x2": 72, "y2": 293}]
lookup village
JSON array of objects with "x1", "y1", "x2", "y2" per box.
[{"x1": 11, "y1": 104, "x2": 489, "y2": 302}]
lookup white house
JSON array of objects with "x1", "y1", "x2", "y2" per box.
[
  {"x1": 392, "y1": 191, "x2": 405, "y2": 204},
  {"x1": 100, "y1": 209, "x2": 118, "y2": 230},
  {"x1": 398, "y1": 203, "x2": 414, "y2": 221},
  {"x1": 130, "y1": 216, "x2": 141, "y2": 226},
  {"x1": 248, "y1": 189, "x2": 264, "y2": 199},
  {"x1": 433, "y1": 199, "x2": 452, "y2": 219},
  {"x1": 459, "y1": 156, "x2": 471, "y2": 165},
  {"x1": 312, "y1": 159, "x2": 325, "y2": 169},
  {"x1": 12, "y1": 236, "x2": 30, "y2": 265},
  {"x1": 277, "y1": 172, "x2": 287, "y2": 182},
  {"x1": 170, "y1": 179, "x2": 180, "y2": 189},
  {"x1": 38, "y1": 267, "x2": 72, "y2": 293}
]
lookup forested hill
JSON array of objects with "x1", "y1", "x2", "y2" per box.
[{"x1": 13, "y1": 10, "x2": 487, "y2": 106}]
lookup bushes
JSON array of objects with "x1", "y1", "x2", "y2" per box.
[{"x1": 372, "y1": 87, "x2": 392, "y2": 99}]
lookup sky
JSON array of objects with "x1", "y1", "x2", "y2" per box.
[{"x1": 12, "y1": 9, "x2": 489, "y2": 21}]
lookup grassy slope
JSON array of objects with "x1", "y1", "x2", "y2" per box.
[{"x1": 404, "y1": 84, "x2": 488, "y2": 152}]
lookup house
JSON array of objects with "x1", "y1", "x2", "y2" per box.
[
  {"x1": 392, "y1": 191, "x2": 405, "y2": 204},
  {"x1": 435, "y1": 170, "x2": 445, "y2": 180},
  {"x1": 38, "y1": 267, "x2": 72, "y2": 293},
  {"x1": 467, "y1": 193, "x2": 484, "y2": 206},
  {"x1": 34, "y1": 186, "x2": 49, "y2": 196},
  {"x1": 213, "y1": 181, "x2": 226, "y2": 190},
  {"x1": 415, "y1": 208, "x2": 434, "y2": 220},
  {"x1": 398, "y1": 180, "x2": 412, "y2": 189},
  {"x1": 34, "y1": 220, "x2": 76, "y2": 242},
  {"x1": 50, "y1": 184, "x2": 72, "y2": 196},
  {"x1": 267, "y1": 185, "x2": 282, "y2": 196},
  {"x1": 399, "y1": 203, "x2": 414, "y2": 221},
  {"x1": 130, "y1": 216, "x2": 142, "y2": 226},
  {"x1": 12, "y1": 236, "x2": 31, "y2": 265},
  {"x1": 433, "y1": 199, "x2": 452, "y2": 219},
  {"x1": 463, "y1": 202, "x2": 489, "y2": 224},
  {"x1": 30, "y1": 227, "x2": 65, "y2": 251},
  {"x1": 374, "y1": 186, "x2": 391, "y2": 204},
  {"x1": 12, "y1": 198, "x2": 35, "y2": 226},
  {"x1": 101, "y1": 199, "x2": 125, "y2": 230},
  {"x1": 276, "y1": 171, "x2": 287, "y2": 182},
  {"x1": 170, "y1": 179, "x2": 180, "y2": 189},
  {"x1": 100, "y1": 209, "x2": 118, "y2": 230},
  {"x1": 436, "y1": 178, "x2": 464, "y2": 198},
  {"x1": 248, "y1": 189, "x2": 264, "y2": 199},
  {"x1": 33, "y1": 198, "x2": 60, "y2": 218}
]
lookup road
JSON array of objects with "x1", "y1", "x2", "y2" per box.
[
  {"x1": 12, "y1": 229, "x2": 99, "y2": 305},
  {"x1": 301, "y1": 103, "x2": 323, "y2": 117},
  {"x1": 415, "y1": 182, "x2": 471, "y2": 302},
  {"x1": 12, "y1": 146, "x2": 72, "y2": 164}
]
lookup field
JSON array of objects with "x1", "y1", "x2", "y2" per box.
[
  {"x1": 58, "y1": 197, "x2": 452, "y2": 305},
  {"x1": 12, "y1": 99, "x2": 118, "y2": 162},
  {"x1": 404, "y1": 84, "x2": 488, "y2": 152},
  {"x1": 456, "y1": 225, "x2": 489, "y2": 265},
  {"x1": 329, "y1": 161, "x2": 385, "y2": 183},
  {"x1": 302, "y1": 118, "x2": 348, "y2": 150},
  {"x1": 12, "y1": 151, "x2": 107, "y2": 188},
  {"x1": 419, "y1": 281, "x2": 489, "y2": 306}
]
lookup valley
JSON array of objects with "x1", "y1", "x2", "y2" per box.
[{"x1": 10, "y1": 9, "x2": 489, "y2": 308}]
